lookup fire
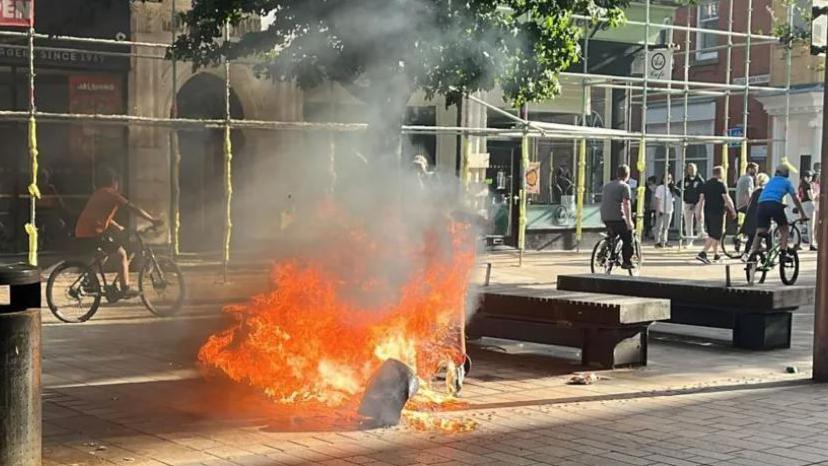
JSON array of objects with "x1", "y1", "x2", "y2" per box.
[{"x1": 198, "y1": 211, "x2": 477, "y2": 432}]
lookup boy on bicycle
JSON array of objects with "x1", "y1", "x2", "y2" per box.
[
  {"x1": 600, "y1": 164, "x2": 635, "y2": 269},
  {"x1": 75, "y1": 168, "x2": 163, "y2": 299},
  {"x1": 749, "y1": 164, "x2": 808, "y2": 262}
]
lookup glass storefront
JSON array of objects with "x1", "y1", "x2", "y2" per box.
[
  {"x1": 0, "y1": 0, "x2": 130, "y2": 254},
  {"x1": 0, "y1": 68, "x2": 127, "y2": 253}
]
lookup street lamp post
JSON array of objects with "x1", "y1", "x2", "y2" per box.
[{"x1": 811, "y1": 6, "x2": 828, "y2": 381}]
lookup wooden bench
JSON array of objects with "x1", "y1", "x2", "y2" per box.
[
  {"x1": 557, "y1": 274, "x2": 816, "y2": 350},
  {"x1": 467, "y1": 284, "x2": 670, "y2": 369}
]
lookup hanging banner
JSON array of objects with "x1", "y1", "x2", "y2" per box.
[
  {"x1": 525, "y1": 162, "x2": 541, "y2": 195},
  {"x1": 0, "y1": 0, "x2": 34, "y2": 27}
]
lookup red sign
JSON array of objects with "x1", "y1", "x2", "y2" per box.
[
  {"x1": 69, "y1": 75, "x2": 122, "y2": 115},
  {"x1": 68, "y1": 74, "x2": 123, "y2": 163},
  {"x1": 0, "y1": 0, "x2": 34, "y2": 27}
]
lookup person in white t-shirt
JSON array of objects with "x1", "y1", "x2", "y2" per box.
[{"x1": 654, "y1": 173, "x2": 677, "y2": 248}]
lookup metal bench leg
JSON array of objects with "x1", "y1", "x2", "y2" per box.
[
  {"x1": 581, "y1": 326, "x2": 649, "y2": 369},
  {"x1": 733, "y1": 312, "x2": 793, "y2": 350}
]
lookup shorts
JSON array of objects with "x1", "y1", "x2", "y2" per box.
[
  {"x1": 757, "y1": 202, "x2": 788, "y2": 231},
  {"x1": 75, "y1": 229, "x2": 126, "y2": 255},
  {"x1": 704, "y1": 209, "x2": 724, "y2": 240}
]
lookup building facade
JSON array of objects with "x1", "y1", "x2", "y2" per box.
[
  {"x1": 758, "y1": 0, "x2": 827, "y2": 184},
  {"x1": 646, "y1": 0, "x2": 773, "y2": 184}
]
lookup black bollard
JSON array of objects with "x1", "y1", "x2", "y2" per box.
[{"x1": 0, "y1": 263, "x2": 42, "y2": 466}]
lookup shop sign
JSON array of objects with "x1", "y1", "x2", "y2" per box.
[
  {"x1": 68, "y1": 74, "x2": 123, "y2": 162},
  {"x1": 750, "y1": 145, "x2": 768, "y2": 159},
  {"x1": 727, "y1": 126, "x2": 743, "y2": 148},
  {"x1": 525, "y1": 162, "x2": 541, "y2": 195},
  {"x1": 0, "y1": 0, "x2": 33, "y2": 27},
  {"x1": 0, "y1": 44, "x2": 127, "y2": 70}
]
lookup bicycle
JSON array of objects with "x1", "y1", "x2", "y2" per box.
[
  {"x1": 723, "y1": 220, "x2": 803, "y2": 260},
  {"x1": 745, "y1": 225, "x2": 803, "y2": 286},
  {"x1": 46, "y1": 225, "x2": 186, "y2": 323},
  {"x1": 590, "y1": 231, "x2": 643, "y2": 276}
]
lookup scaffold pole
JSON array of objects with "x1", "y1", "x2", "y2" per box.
[{"x1": 25, "y1": 6, "x2": 39, "y2": 267}]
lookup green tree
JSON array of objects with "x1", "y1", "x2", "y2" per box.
[{"x1": 173, "y1": 0, "x2": 628, "y2": 152}]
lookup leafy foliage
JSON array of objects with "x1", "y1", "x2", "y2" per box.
[
  {"x1": 172, "y1": 0, "x2": 628, "y2": 106},
  {"x1": 768, "y1": 1, "x2": 813, "y2": 48}
]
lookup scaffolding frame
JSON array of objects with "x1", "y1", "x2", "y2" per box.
[{"x1": 0, "y1": 0, "x2": 801, "y2": 267}]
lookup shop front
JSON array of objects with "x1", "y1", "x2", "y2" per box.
[{"x1": 0, "y1": 0, "x2": 130, "y2": 254}]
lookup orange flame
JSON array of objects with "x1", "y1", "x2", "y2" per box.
[{"x1": 198, "y1": 214, "x2": 477, "y2": 432}]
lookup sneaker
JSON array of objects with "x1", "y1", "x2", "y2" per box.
[
  {"x1": 811, "y1": 245, "x2": 818, "y2": 252},
  {"x1": 120, "y1": 287, "x2": 141, "y2": 299},
  {"x1": 696, "y1": 252, "x2": 711, "y2": 264},
  {"x1": 713, "y1": 254, "x2": 722, "y2": 263},
  {"x1": 780, "y1": 250, "x2": 794, "y2": 264},
  {"x1": 654, "y1": 243, "x2": 663, "y2": 249}
]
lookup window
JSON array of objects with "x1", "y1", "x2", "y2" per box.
[{"x1": 696, "y1": 1, "x2": 719, "y2": 61}]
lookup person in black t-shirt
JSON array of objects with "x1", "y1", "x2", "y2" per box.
[
  {"x1": 682, "y1": 163, "x2": 706, "y2": 247},
  {"x1": 695, "y1": 165, "x2": 736, "y2": 264}
]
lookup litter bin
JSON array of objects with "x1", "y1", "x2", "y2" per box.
[{"x1": 0, "y1": 263, "x2": 41, "y2": 466}]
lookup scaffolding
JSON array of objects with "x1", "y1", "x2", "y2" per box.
[{"x1": 0, "y1": 0, "x2": 807, "y2": 267}]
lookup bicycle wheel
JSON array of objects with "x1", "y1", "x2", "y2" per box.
[
  {"x1": 629, "y1": 238, "x2": 643, "y2": 276},
  {"x1": 140, "y1": 256, "x2": 186, "y2": 317},
  {"x1": 789, "y1": 225, "x2": 802, "y2": 250},
  {"x1": 745, "y1": 251, "x2": 768, "y2": 285},
  {"x1": 779, "y1": 249, "x2": 800, "y2": 285},
  {"x1": 46, "y1": 261, "x2": 102, "y2": 323},
  {"x1": 590, "y1": 238, "x2": 609, "y2": 274},
  {"x1": 722, "y1": 232, "x2": 746, "y2": 259},
  {"x1": 775, "y1": 225, "x2": 801, "y2": 250}
]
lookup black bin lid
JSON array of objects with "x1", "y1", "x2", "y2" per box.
[{"x1": 0, "y1": 263, "x2": 40, "y2": 286}]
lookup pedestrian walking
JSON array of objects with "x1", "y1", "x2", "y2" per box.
[
  {"x1": 799, "y1": 170, "x2": 817, "y2": 251},
  {"x1": 654, "y1": 174, "x2": 676, "y2": 248},
  {"x1": 682, "y1": 163, "x2": 705, "y2": 247},
  {"x1": 643, "y1": 176, "x2": 657, "y2": 240},
  {"x1": 735, "y1": 162, "x2": 759, "y2": 214},
  {"x1": 695, "y1": 166, "x2": 737, "y2": 264}
]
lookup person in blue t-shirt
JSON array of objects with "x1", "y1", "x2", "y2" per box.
[{"x1": 750, "y1": 164, "x2": 808, "y2": 260}]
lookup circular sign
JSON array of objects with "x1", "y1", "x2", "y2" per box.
[{"x1": 650, "y1": 52, "x2": 667, "y2": 71}]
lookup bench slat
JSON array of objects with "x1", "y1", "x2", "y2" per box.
[{"x1": 557, "y1": 274, "x2": 814, "y2": 312}]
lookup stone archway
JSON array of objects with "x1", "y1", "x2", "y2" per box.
[{"x1": 176, "y1": 73, "x2": 245, "y2": 254}]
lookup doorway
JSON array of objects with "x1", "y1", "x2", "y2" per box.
[{"x1": 176, "y1": 73, "x2": 244, "y2": 254}]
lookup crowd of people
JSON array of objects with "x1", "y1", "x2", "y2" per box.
[{"x1": 600, "y1": 161, "x2": 820, "y2": 269}]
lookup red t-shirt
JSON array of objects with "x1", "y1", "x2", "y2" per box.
[{"x1": 75, "y1": 187, "x2": 128, "y2": 238}]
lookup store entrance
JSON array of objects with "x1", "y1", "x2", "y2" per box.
[{"x1": 176, "y1": 73, "x2": 244, "y2": 254}]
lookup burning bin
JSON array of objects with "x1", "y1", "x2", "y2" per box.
[{"x1": 0, "y1": 264, "x2": 42, "y2": 466}]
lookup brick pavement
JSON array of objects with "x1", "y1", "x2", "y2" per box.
[{"x1": 38, "y1": 246, "x2": 828, "y2": 465}]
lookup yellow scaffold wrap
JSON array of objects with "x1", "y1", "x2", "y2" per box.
[
  {"x1": 740, "y1": 140, "x2": 748, "y2": 177},
  {"x1": 223, "y1": 125, "x2": 233, "y2": 265},
  {"x1": 517, "y1": 132, "x2": 529, "y2": 254},
  {"x1": 721, "y1": 143, "x2": 729, "y2": 181},
  {"x1": 635, "y1": 139, "x2": 646, "y2": 237},
  {"x1": 781, "y1": 155, "x2": 799, "y2": 174},
  {"x1": 26, "y1": 115, "x2": 40, "y2": 266},
  {"x1": 575, "y1": 138, "x2": 586, "y2": 243}
]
